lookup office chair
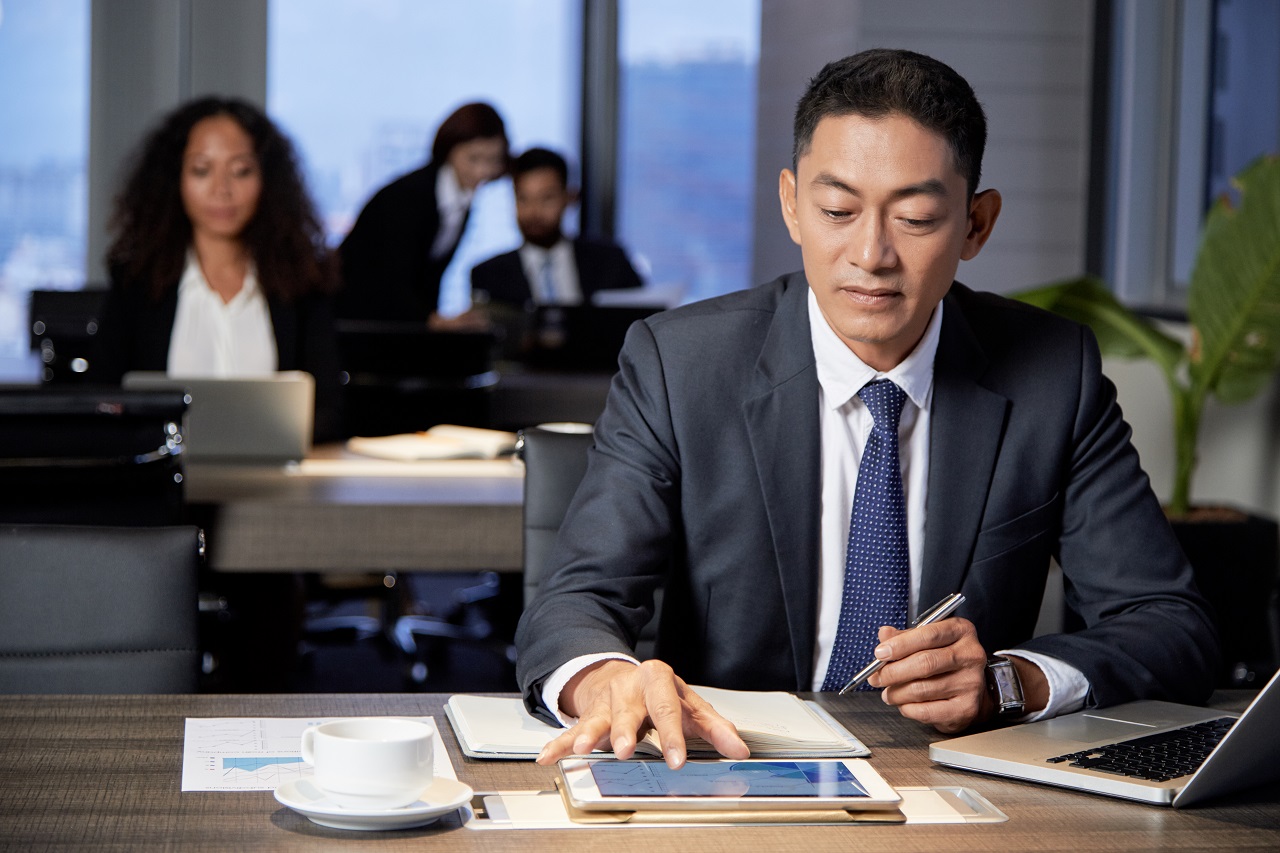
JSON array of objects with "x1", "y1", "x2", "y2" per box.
[
  {"x1": 0, "y1": 523, "x2": 203, "y2": 693},
  {"x1": 336, "y1": 320, "x2": 498, "y2": 437},
  {"x1": 28, "y1": 288, "x2": 109, "y2": 384},
  {"x1": 0, "y1": 387, "x2": 187, "y2": 526},
  {"x1": 517, "y1": 423, "x2": 662, "y2": 660},
  {"x1": 302, "y1": 322, "x2": 504, "y2": 681}
]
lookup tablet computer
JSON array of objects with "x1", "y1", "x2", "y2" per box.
[{"x1": 558, "y1": 758, "x2": 901, "y2": 811}]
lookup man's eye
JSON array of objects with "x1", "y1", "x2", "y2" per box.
[
  {"x1": 821, "y1": 208, "x2": 851, "y2": 220},
  {"x1": 901, "y1": 218, "x2": 934, "y2": 229}
]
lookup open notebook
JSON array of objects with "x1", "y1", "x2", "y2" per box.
[{"x1": 444, "y1": 687, "x2": 869, "y2": 761}]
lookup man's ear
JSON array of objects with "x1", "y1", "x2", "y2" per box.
[
  {"x1": 566, "y1": 188, "x2": 581, "y2": 206},
  {"x1": 960, "y1": 188, "x2": 1002, "y2": 261},
  {"x1": 778, "y1": 169, "x2": 802, "y2": 245}
]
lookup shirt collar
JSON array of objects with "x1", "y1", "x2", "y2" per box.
[
  {"x1": 807, "y1": 286, "x2": 941, "y2": 411},
  {"x1": 519, "y1": 238, "x2": 570, "y2": 264},
  {"x1": 179, "y1": 248, "x2": 260, "y2": 307}
]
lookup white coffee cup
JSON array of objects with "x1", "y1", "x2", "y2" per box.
[{"x1": 300, "y1": 717, "x2": 435, "y2": 810}]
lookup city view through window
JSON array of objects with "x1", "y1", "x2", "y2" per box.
[
  {"x1": 0, "y1": 0, "x2": 759, "y2": 379},
  {"x1": 0, "y1": 0, "x2": 89, "y2": 380}
]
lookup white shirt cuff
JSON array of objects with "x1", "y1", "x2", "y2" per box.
[
  {"x1": 996, "y1": 649, "x2": 1090, "y2": 722},
  {"x1": 540, "y1": 653, "x2": 641, "y2": 728}
]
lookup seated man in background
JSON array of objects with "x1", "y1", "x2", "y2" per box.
[
  {"x1": 471, "y1": 147, "x2": 644, "y2": 311},
  {"x1": 515, "y1": 48, "x2": 1218, "y2": 770}
]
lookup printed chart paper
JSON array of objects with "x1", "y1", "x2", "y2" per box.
[{"x1": 181, "y1": 716, "x2": 452, "y2": 792}]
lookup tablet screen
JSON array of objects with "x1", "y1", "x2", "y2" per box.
[{"x1": 587, "y1": 760, "x2": 871, "y2": 798}]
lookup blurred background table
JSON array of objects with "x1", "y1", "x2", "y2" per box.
[{"x1": 185, "y1": 444, "x2": 524, "y2": 574}]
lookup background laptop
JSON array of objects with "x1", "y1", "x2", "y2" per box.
[
  {"x1": 121, "y1": 372, "x2": 314, "y2": 463},
  {"x1": 929, "y1": 668, "x2": 1280, "y2": 807}
]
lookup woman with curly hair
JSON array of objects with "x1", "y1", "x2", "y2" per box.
[{"x1": 93, "y1": 96, "x2": 341, "y2": 440}]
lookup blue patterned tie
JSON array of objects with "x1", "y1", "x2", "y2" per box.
[
  {"x1": 822, "y1": 379, "x2": 910, "y2": 692},
  {"x1": 538, "y1": 256, "x2": 557, "y2": 303}
]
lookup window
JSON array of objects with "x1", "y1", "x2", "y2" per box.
[
  {"x1": 616, "y1": 0, "x2": 760, "y2": 304},
  {"x1": 267, "y1": 0, "x2": 582, "y2": 315},
  {"x1": 1101, "y1": 0, "x2": 1280, "y2": 309},
  {"x1": 0, "y1": 0, "x2": 89, "y2": 380}
]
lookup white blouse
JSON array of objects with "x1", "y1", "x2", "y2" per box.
[{"x1": 167, "y1": 251, "x2": 277, "y2": 377}]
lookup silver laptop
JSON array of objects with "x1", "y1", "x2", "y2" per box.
[
  {"x1": 929, "y1": 668, "x2": 1280, "y2": 807},
  {"x1": 122, "y1": 371, "x2": 313, "y2": 463}
]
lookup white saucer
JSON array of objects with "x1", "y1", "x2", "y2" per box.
[{"x1": 274, "y1": 776, "x2": 473, "y2": 831}]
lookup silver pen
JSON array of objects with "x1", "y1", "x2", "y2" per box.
[{"x1": 837, "y1": 592, "x2": 966, "y2": 695}]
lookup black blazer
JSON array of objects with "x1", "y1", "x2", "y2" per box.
[
  {"x1": 336, "y1": 161, "x2": 463, "y2": 322},
  {"x1": 515, "y1": 273, "x2": 1218, "y2": 718},
  {"x1": 470, "y1": 238, "x2": 643, "y2": 308},
  {"x1": 92, "y1": 278, "x2": 343, "y2": 443}
]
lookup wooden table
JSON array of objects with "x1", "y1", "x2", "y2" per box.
[
  {"x1": 2, "y1": 692, "x2": 1277, "y2": 851},
  {"x1": 185, "y1": 446, "x2": 524, "y2": 573}
]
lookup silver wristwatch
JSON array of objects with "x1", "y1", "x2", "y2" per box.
[{"x1": 985, "y1": 656, "x2": 1025, "y2": 717}]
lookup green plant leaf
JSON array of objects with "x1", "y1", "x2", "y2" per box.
[
  {"x1": 1188, "y1": 154, "x2": 1280, "y2": 404},
  {"x1": 1013, "y1": 277, "x2": 1184, "y2": 377}
]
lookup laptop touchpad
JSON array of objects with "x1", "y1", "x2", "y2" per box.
[{"x1": 1039, "y1": 714, "x2": 1154, "y2": 744}]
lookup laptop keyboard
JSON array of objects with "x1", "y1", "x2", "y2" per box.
[{"x1": 1045, "y1": 717, "x2": 1236, "y2": 782}]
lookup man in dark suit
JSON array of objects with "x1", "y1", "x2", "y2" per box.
[
  {"x1": 515, "y1": 49, "x2": 1218, "y2": 769},
  {"x1": 470, "y1": 147, "x2": 643, "y2": 311}
]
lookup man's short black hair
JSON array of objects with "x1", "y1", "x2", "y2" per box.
[
  {"x1": 793, "y1": 48, "x2": 987, "y2": 197},
  {"x1": 512, "y1": 147, "x2": 569, "y2": 188}
]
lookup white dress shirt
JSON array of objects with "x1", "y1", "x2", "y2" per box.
[
  {"x1": 519, "y1": 239, "x2": 582, "y2": 305},
  {"x1": 541, "y1": 287, "x2": 1088, "y2": 725},
  {"x1": 431, "y1": 164, "x2": 474, "y2": 261},
  {"x1": 167, "y1": 251, "x2": 276, "y2": 378}
]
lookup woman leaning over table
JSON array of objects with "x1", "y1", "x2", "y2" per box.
[
  {"x1": 335, "y1": 101, "x2": 509, "y2": 330},
  {"x1": 93, "y1": 96, "x2": 342, "y2": 442}
]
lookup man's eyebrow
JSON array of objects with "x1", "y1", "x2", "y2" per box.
[{"x1": 809, "y1": 173, "x2": 950, "y2": 201}]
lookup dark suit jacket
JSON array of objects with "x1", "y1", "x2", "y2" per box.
[
  {"x1": 470, "y1": 238, "x2": 643, "y2": 308},
  {"x1": 92, "y1": 278, "x2": 343, "y2": 443},
  {"x1": 515, "y1": 272, "x2": 1218, "y2": 718},
  {"x1": 336, "y1": 161, "x2": 463, "y2": 322}
]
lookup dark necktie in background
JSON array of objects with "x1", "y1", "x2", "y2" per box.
[{"x1": 822, "y1": 379, "x2": 910, "y2": 692}]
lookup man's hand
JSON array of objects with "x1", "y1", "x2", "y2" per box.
[
  {"x1": 868, "y1": 617, "x2": 1048, "y2": 732},
  {"x1": 535, "y1": 659, "x2": 750, "y2": 769}
]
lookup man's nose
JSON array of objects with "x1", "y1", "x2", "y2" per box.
[{"x1": 846, "y1": 214, "x2": 897, "y2": 271}]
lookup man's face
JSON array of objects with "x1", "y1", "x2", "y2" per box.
[
  {"x1": 779, "y1": 112, "x2": 1000, "y2": 371},
  {"x1": 514, "y1": 167, "x2": 572, "y2": 248}
]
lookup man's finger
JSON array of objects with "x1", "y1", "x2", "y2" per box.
[
  {"x1": 629, "y1": 660, "x2": 691, "y2": 768},
  {"x1": 682, "y1": 692, "x2": 750, "y2": 760}
]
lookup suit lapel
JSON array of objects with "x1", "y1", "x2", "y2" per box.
[
  {"x1": 742, "y1": 276, "x2": 822, "y2": 689},
  {"x1": 921, "y1": 288, "x2": 1009, "y2": 606}
]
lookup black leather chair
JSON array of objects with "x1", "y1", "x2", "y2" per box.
[
  {"x1": 28, "y1": 288, "x2": 109, "y2": 384},
  {"x1": 517, "y1": 423, "x2": 662, "y2": 659},
  {"x1": 0, "y1": 523, "x2": 203, "y2": 693},
  {"x1": 336, "y1": 321, "x2": 498, "y2": 437},
  {"x1": 0, "y1": 386, "x2": 187, "y2": 526}
]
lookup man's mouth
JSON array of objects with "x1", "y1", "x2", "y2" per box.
[{"x1": 839, "y1": 286, "x2": 901, "y2": 306}]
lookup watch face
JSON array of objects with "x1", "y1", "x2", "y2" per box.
[{"x1": 986, "y1": 659, "x2": 1025, "y2": 715}]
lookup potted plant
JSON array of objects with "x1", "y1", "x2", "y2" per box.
[{"x1": 1014, "y1": 153, "x2": 1280, "y2": 685}]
